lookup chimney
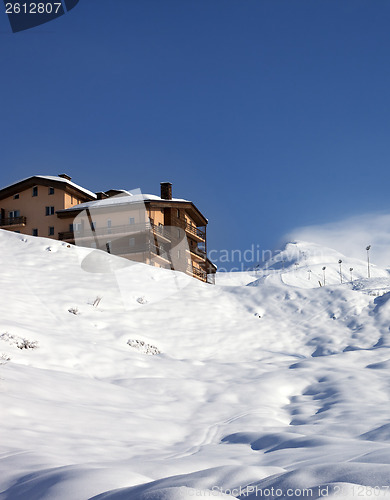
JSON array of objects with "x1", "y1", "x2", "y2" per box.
[
  {"x1": 160, "y1": 182, "x2": 172, "y2": 200},
  {"x1": 58, "y1": 173, "x2": 72, "y2": 181},
  {"x1": 96, "y1": 191, "x2": 108, "y2": 200}
]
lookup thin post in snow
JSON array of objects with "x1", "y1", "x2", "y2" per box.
[
  {"x1": 338, "y1": 259, "x2": 343, "y2": 284},
  {"x1": 366, "y1": 245, "x2": 371, "y2": 278}
]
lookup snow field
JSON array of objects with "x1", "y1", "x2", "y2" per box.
[{"x1": 1, "y1": 233, "x2": 390, "y2": 498}]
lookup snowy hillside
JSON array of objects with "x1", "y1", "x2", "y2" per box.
[
  {"x1": 2, "y1": 231, "x2": 390, "y2": 499},
  {"x1": 216, "y1": 240, "x2": 388, "y2": 289}
]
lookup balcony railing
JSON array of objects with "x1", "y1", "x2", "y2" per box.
[
  {"x1": 184, "y1": 222, "x2": 206, "y2": 240},
  {"x1": 187, "y1": 264, "x2": 207, "y2": 282},
  {"x1": 180, "y1": 221, "x2": 205, "y2": 240},
  {"x1": 151, "y1": 223, "x2": 172, "y2": 240},
  {"x1": 187, "y1": 264, "x2": 215, "y2": 284},
  {"x1": 59, "y1": 222, "x2": 173, "y2": 242},
  {"x1": 58, "y1": 231, "x2": 74, "y2": 241},
  {"x1": 190, "y1": 246, "x2": 207, "y2": 260},
  {"x1": 0, "y1": 216, "x2": 27, "y2": 227}
]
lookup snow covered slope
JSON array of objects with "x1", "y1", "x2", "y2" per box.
[
  {"x1": 2, "y1": 231, "x2": 390, "y2": 499},
  {"x1": 216, "y1": 240, "x2": 388, "y2": 289}
]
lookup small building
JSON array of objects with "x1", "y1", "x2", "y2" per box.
[
  {"x1": 0, "y1": 175, "x2": 216, "y2": 283},
  {"x1": 0, "y1": 174, "x2": 96, "y2": 238}
]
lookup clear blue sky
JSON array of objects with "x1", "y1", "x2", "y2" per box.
[{"x1": 1, "y1": 0, "x2": 390, "y2": 270}]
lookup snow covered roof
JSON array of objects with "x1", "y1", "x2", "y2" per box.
[
  {"x1": 0, "y1": 175, "x2": 97, "y2": 199},
  {"x1": 58, "y1": 192, "x2": 190, "y2": 212}
]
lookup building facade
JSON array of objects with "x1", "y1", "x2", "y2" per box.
[
  {"x1": 0, "y1": 176, "x2": 216, "y2": 283},
  {"x1": 0, "y1": 174, "x2": 97, "y2": 238}
]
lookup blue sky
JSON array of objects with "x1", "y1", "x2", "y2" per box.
[{"x1": 1, "y1": 0, "x2": 390, "y2": 269}]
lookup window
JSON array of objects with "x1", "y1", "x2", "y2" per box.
[
  {"x1": 32, "y1": 186, "x2": 38, "y2": 197},
  {"x1": 48, "y1": 227, "x2": 55, "y2": 236},
  {"x1": 45, "y1": 206, "x2": 55, "y2": 216},
  {"x1": 177, "y1": 209, "x2": 180, "y2": 218},
  {"x1": 32, "y1": 228, "x2": 38, "y2": 236},
  {"x1": 9, "y1": 210, "x2": 20, "y2": 218},
  {"x1": 129, "y1": 217, "x2": 135, "y2": 225},
  {"x1": 129, "y1": 237, "x2": 135, "y2": 247},
  {"x1": 49, "y1": 187, "x2": 55, "y2": 195},
  {"x1": 13, "y1": 194, "x2": 19, "y2": 200},
  {"x1": 107, "y1": 219, "x2": 112, "y2": 234},
  {"x1": 177, "y1": 228, "x2": 181, "y2": 238}
]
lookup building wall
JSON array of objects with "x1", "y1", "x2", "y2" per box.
[
  {"x1": 64, "y1": 192, "x2": 84, "y2": 209},
  {"x1": 1, "y1": 184, "x2": 65, "y2": 238},
  {"x1": 0, "y1": 183, "x2": 90, "y2": 239},
  {"x1": 149, "y1": 208, "x2": 164, "y2": 226}
]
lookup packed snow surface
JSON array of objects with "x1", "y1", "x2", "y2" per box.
[{"x1": 2, "y1": 231, "x2": 390, "y2": 499}]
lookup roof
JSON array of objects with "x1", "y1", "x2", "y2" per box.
[
  {"x1": 57, "y1": 192, "x2": 208, "y2": 225},
  {"x1": 63, "y1": 193, "x2": 189, "y2": 211},
  {"x1": 0, "y1": 175, "x2": 97, "y2": 199}
]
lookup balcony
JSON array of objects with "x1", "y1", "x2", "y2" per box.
[
  {"x1": 187, "y1": 264, "x2": 207, "y2": 282},
  {"x1": 190, "y1": 246, "x2": 207, "y2": 261},
  {"x1": 59, "y1": 222, "x2": 169, "y2": 242},
  {"x1": 178, "y1": 221, "x2": 205, "y2": 240},
  {"x1": 58, "y1": 230, "x2": 74, "y2": 241},
  {"x1": 187, "y1": 264, "x2": 215, "y2": 284},
  {"x1": 0, "y1": 216, "x2": 27, "y2": 228},
  {"x1": 151, "y1": 223, "x2": 172, "y2": 241}
]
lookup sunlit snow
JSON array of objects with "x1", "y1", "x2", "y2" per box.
[{"x1": 1, "y1": 230, "x2": 390, "y2": 499}]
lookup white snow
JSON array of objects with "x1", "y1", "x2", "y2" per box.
[
  {"x1": 0, "y1": 175, "x2": 97, "y2": 199},
  {"x1": 287, "y1": 211, "x2": 390, "y2": 268},
  {"x1": 2, "y1": 233, "x2": 390, "y2": 499},
  {"x1": 59, "y1": 193, "x2": 190, "y2": 213}
]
